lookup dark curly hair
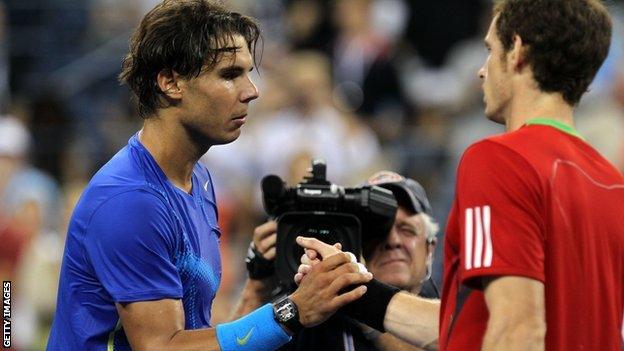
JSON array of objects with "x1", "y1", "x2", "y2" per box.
[
  {"x1": 494, "y1": 0, "x2": 611, "y2": 105},
  {"x1": 119, "y1": 0, "x2": 261, "y2": 119}
]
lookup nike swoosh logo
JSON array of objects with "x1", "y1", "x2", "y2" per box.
[
  {"x1": 204, "y1": 181, "x2": 209, "y2": 192},
  {"x1": 236, "y1": 327, "x2": 254, "y2": 345}
]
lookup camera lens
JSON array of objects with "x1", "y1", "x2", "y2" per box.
[{"x1": 287, "y1": 220, "x2": 343, "y2": 271}]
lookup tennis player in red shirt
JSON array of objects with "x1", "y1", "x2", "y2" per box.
[{"x1": 297, "y1": 1, "x2": 624, "y2": 350}]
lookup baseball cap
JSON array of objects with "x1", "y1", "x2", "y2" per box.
[{"x1": 367, "y1": 170, "x2": 433, "y2": 216}]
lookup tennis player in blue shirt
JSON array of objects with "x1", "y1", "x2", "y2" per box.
[{"x1": 47, "y1": 1, "x2": 372, "y2": 350}]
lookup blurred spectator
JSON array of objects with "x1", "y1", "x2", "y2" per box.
[
  {"x1": 401, "y1": 36, "x2": 487, "y2": 112},
  {"x1": 0, "y1": 115, "x2": 61, "y2": 349},
  {"x1": 13, "y1": 181, "x2": 83, "y2": 350},
  {"x1": 284, "y1": 0, "x2": 334, "y2": 53},
  {"x1": 87, "y1": 0, "x2": 142, "y2": 45},
  {"x1": 370, "y1": 0, "x2": 409, "y2": 44},
  {"x1": 0, "y1": 116, "x2": 60, "y2": 280},
  {"x1": 331, "y1": 0, "x2": 408, "y2": 120}
]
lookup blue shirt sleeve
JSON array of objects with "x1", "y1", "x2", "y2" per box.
[{"x1": 83, "y1": 188, "x2": 183, "y2": 303}]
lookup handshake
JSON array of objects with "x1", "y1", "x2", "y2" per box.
[{"x1": 245, "y1": 221, "x2": 400, "y2": 332}]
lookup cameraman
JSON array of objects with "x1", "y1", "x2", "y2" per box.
[{"x1": 237, "y1": 171, "x2": 439, "y2": 351}]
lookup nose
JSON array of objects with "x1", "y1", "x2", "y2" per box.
[
  {"x1": 241, "y1": 76, "x2": 260, "y2": 103},
  {"x1": 382, "y1": 228, "x2": 403, "y2": 250},
  {"x1": 478, "y1": 65, "x2": 486, "y2": 80}
]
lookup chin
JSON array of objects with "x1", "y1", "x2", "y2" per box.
[
  {"x1": 184, "y1": 124, "x2": 241, "y2": 148},
  {"x1": 213, "y1": 132, "x2": 242, "y2": 146},
  {"x1": 376, "y1": 274, "x2": 408, "y2": 289}
]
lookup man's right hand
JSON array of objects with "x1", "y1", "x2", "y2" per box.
[{"x1": 290, "y1": 251, "x2": 373, "y2": 328}]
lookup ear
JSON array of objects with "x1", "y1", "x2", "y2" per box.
[
  {"x1": 509, "y1": 34, "x2": 527, "y2": 72},
  {"x1": 426, "y1": 240, "x2": 436, "y2": 260},
  {"x1": 156, "y1": 69, "x2": 183, "y2": 100}
]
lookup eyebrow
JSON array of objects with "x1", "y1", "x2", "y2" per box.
[
  {"x1": 395, "y1": 219, "x2": 415, "y2": 229},
  {"x1": 218, "y1": 66, "x2": 243, "y2": 75},
  {"x1": 217, "y1": 64, "x2": 253, "y2": 76},
  {"x1": 215, "y1": 45, "x2": 242, "y2": 52}
]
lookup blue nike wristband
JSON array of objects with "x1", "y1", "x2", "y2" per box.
[{"x1": 216, "y1": 303, "x2": 291, "y2": 351}]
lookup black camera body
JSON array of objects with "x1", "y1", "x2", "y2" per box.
[{"x1": 261, "y1": 160, "x2": 398, "y2": 290}]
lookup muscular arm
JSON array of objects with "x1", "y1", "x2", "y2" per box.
[
  {"x1": 117, "y1": 299, "x2": 221, "y2": 351},
  {"x1": 117, "y1": 252, "x2": 371, "y2": 351},
  {"x1": 481, "y1": 276, "x2": 546, "y2": 351},
  {"x1": 383, "y1": 292, "x2": 440, "y2": 350}
]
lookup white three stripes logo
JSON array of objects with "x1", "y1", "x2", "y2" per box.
[{"x1": 465, "y1": 206, "x2": 493, "y2": 270}]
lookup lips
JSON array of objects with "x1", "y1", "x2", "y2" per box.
[{"x1": 378, "y1": 258, "x2": 409, "y2": 267}]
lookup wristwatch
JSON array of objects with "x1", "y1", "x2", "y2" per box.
[{"x1": 272, "y1": 295, "x2": 304, "y2": 334}]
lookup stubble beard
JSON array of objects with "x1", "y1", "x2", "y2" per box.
[{"x1": 484, "y1": 96, "x2": 507, "y2": 125}]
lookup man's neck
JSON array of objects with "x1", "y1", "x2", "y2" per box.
[
  {"x1": 505, "y1": 87, "x2": 575, "y2": 132},
  {"x1": 139, "y1": 113, "x2": 209, "y2": 193},
  {"x1": 410, "y1": 284, "x2": 422, "y2": 296}
]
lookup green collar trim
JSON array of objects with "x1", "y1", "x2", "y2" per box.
[{"x1": 525, "y1": 117, "x2": 584, "y2": 140}]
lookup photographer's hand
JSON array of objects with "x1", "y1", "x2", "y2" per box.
[
  {"x1": 245, "y1": 220, "x2": 278, "y2": 280},
  {"x1": 253, "y1": 220, "x2": 278, "y2": 260}
]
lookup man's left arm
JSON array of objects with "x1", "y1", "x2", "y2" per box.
[{"x1": 481, "y1": 276, "x2": 546, "y2": 351}]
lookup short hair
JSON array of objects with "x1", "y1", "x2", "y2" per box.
[
  {"x1": 494, "y1": 0, "x2": 611, "y2": 105},
  {"x1": 119, "y1": 0, "x2": 261, "y2": 119},
  {"x1": 419, "y1": 213, "x2": 439, "y2": 244}
]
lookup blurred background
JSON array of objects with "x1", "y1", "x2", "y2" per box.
[{"x1": 1, "y1": 0, "x2": 623, "y2": 349}]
